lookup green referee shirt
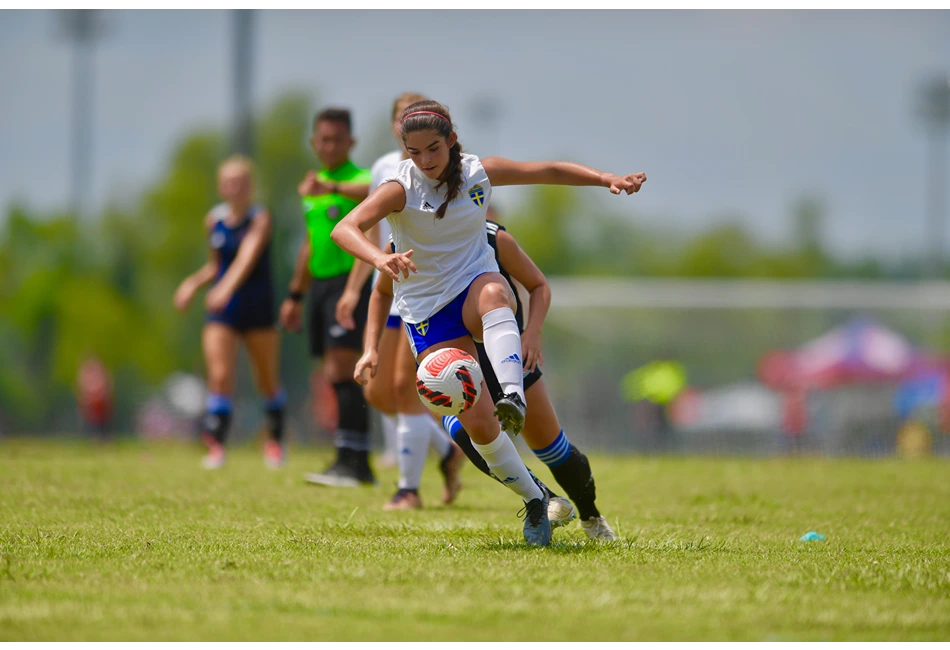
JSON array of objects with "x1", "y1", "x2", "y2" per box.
[{"x1": 301, "y1": 160, "x2": 372, "y2": 279}]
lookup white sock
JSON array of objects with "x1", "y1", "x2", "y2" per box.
[
  {"x1": 396, "y1": 413, "x2": 429, "y2": 490},
  {"x1": 481, "y1": 307, "x2": 525, "y2": 402},
  {"x1": 399, "y1": 413, "x2": 450, "y2": 461},
  {"x1": 426, "y1": 415, "x2": 453, "y2": 460},
  {"x1": 472, "y1": 431, "x2": 543, "y2": 502},
  {"x1": 381, "y1": 413, "x2": 399, "y2": 458}
]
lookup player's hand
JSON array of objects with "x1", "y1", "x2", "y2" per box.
[
  {"x1": 173, "y1": 281, "x2": 195, "y2": 313},
  {"x1": 607, "y1": 172, "x2": 647, "y2": 195},
  {"x1": 521, "y1": 329, "x2": 544, "y2": 374},
  {"x1": 298, "y1": 171, "x2": 332, "y2": 197},
  {"x1": 335, "y1": 289, "x2": 359, "y2": 331},
  {"x1": 354, "y1": 349, "x2": 379, "y2": 385},
  {"x1": 279, "y1": 298, "x2": 304, "y2": 333},
  {"x1": 205, "y1": 284, "x2": 232, "y2": 313},
  {"x1": 375, "y1": 250, "x2": 417, "y2": 282}
]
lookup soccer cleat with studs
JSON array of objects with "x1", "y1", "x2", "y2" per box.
[{"x1": 494, "y1": 392, "x2": 527, "y2": 436}]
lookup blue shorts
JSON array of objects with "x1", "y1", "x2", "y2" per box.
[
  {"x1": 404, "y1": 285, "x2": 473, "y2": 358},
  {"x1": 386, "y1": 314, "x2": 402, "y2": 329},
  {"x1": 206, "y1": 282, "x2": 275, "y2": 333}
]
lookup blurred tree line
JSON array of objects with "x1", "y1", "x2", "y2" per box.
[{"x1": 0, "y1": 91, "x2": 926, "y2": 434}]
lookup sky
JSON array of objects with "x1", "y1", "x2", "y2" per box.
[{"x1": 1, "y1": 9, "x2": 949, "y2": 260}]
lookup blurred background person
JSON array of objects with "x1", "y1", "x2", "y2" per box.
[
  {"x1": 173, "y1": 155, "x2": 286, "y2": 469},
  {"x1": 279, "y1": 107, "x2": 377, "y2": 488},
  {"x1": 621, "y1": 356, "x2": 687, "y2": 453},
  {"x1": 77, "y1": 355, "x2": 114, "y2": 440}
]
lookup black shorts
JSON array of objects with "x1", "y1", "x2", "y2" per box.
[
  {"x1": 307, "y1": 273, "x2": 371, "y2": 358},
  {"x1": 474, "y1": 341, "x2": 543, "y2": 404}
]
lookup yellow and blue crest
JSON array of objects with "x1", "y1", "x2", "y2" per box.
[
  {"x1": 468, "y1": 184, "x2": 485, "y2": 207},
  {"x1": 414, "y1": 320, "x2": 430, "y2": 336}
]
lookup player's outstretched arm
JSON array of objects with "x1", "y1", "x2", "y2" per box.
[
  {"x1": 495, "y1": 229, "x2": 550, "y2": 374},
  {"x1": 173, "y1": 212, "x2": 220, "y2": 312},
  {"x1": 482, "y1": 157, "x2": 646, "y2": 195},
  {"x1": 355, "y1": 274, "x2": 395, "y2": 386}
]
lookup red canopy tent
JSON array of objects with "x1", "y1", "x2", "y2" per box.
[
  {"x1": 758, "y1": 318, "x2": 947, "y2": 391},
  {"x1": 757, "y1": 318, "x2": 950, "y2": 437}
]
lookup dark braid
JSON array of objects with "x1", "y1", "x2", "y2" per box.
[
  {"x1": 435, "y1": 142, "x2": 463, "y2": 219},
  {"x1": 399, "y1": 100, "x2": 464, "y2": 220}
]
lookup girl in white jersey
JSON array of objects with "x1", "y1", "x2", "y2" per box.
[
  {"x1": 332, "y1": 100, "x2": 646, "y2": 546},
  {"x1": 362, "y1": 92, "x2": 465, "y2": 511}
]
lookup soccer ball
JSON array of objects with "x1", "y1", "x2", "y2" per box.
[{"x1": 415, "y1": 348, "x2": 483, "y2": 416}]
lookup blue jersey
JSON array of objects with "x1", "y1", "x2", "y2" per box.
[
  {"x1": 209, "y1": 203, "x2": 272, "y2": 291},
  {"x1": 206, "y1": 203, "x2": 275, "y2": 332}
]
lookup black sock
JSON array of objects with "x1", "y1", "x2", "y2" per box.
[
  {"x1": 265, "y1": 408, "x2": 284, "y2": 443},
  {"x1": 549, "y1": 445, "x2": 600, "y2": 520},
  {"x1": 203, "y1": 411, "x2": 233, "y2": 445},
  {"x1": 264, "y1": 389, "x2": 286, "y2": 444},
  {"x1": 350, "y1": 448, "x2": 371, "y2": 470},
  {"x1": 332, "y1": 380, "x2": 371, "y2": 451},
  {"x1": 335, "y1": 446, "x2": 352, "y2": 465}
]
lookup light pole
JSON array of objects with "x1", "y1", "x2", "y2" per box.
[
  {"x1": 58, "y1": 10, "x2": 106, "y2": 219},
  {"x1": 918, "y1": 76, "x2": 950, "y2": 278},
  {"x1": 231, "y1": 10, "x2": 255, "y2": 157}
]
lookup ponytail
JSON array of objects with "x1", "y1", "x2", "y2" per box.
[{"x1": 435, "y1": 142, "x2": 463, "y2": 220}]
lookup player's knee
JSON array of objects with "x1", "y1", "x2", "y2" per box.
[
  {"x1": 364, "y1": 380, "x2": 396, "y2": 415},
  {"x1": 481, "y1": 281, "x2": 513, "y2": 311}
]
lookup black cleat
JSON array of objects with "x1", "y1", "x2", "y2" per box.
[{"x1": 494, "y1": 392, "x2": 527, "y2": 436}]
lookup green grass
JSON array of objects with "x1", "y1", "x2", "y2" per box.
[{"x1": 1, "y1": 438, "x2": 949, "y2": 641}]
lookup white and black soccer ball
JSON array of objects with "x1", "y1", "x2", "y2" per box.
[{"x1": 415, "y1": 348, "x2": 483, "y2": 416}]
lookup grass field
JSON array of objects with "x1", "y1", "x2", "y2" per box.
[{"x1": 1, "y1": 438, "x2": 948, "y2": 641}]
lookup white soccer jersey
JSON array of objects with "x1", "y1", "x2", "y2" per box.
[
  {"x1": 383, "y1": 153, "x2": 498, "y2": 324},
  {"x1": 370, "y1": 150, "x2": 405, "y2": 317}
]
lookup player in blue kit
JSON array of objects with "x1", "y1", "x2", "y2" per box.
[{"x1": 174, "y1": 156, "x2": 286, "y2": 470}]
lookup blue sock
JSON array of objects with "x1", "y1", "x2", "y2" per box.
[
  {"x1": 442, "y1": 415, "x2": 465, "y2": 442},
  {"x1": 206, "y1": 393, "x2": 232, "y2": 415},
  {"x1": 265, "y1": 388, "x2": 287, "y2": 411},
  {"x1": 204, "y1": 394, "x2": 233, "y2": 444},
  {"x1": 533, "y1": 429, "x2": 571, "y2": 468}
]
